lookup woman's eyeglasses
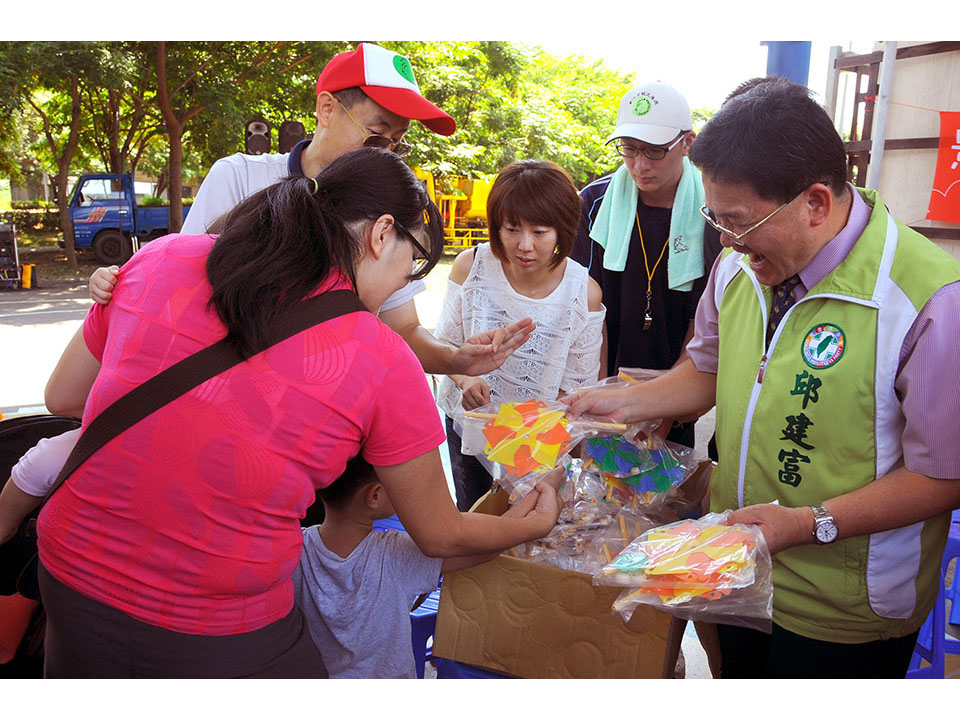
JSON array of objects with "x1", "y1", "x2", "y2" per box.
[
  {"x1": 393, "y1": 219, "x2": 430, "y2": 275},
  {"x1": 337, "y1": 99, "x2": 413, "y2": 158}
]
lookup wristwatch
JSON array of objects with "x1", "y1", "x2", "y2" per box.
[{"x1": 811, "y1": 503, "x2": 839, "y2": 544}]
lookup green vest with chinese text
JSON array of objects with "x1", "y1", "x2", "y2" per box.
[{"x1": 711, "y1": 189, "x2": 960, "y2": 643}]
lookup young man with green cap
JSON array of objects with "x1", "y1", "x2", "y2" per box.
[{"x1": 571, "y1": 81, "x2": 721, "y2": 451}]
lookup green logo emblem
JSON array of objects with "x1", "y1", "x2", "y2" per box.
[
  {"x1": 802, "y1": 323, "x2": 845, "y2": 369},
  {"x1": 393, "y1": 55, "x2": 415, "y2": 83},
  {"x1": 632, "y1": 96, "x2": 652, "y2": 116}
]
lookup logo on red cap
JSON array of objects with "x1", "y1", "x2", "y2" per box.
[{"x1": 316, "y1": 43, "x2": 456, "y2": 136}]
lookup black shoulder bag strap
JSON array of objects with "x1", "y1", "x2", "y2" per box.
[{"x1": 19, "y1": 289, "x2": 366, "y2": 599}]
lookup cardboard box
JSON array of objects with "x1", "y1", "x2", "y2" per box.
[{"x1": 433, "y1": 461, "x2": 713, "y2": 678}]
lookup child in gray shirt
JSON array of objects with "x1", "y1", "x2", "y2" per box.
[{"x1": 292, "y1": 455, "x2": 558, "y2": 678}]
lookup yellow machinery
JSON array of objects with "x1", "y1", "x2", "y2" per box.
[{"x1": 414, "y1": 168, "x2": 491, "y2": 251}]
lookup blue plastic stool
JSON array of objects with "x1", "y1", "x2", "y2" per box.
[
  {"x1": 410, "y1": 589, "x2": 440, "y2": 679},
  {"x1": 373, "y1": 514, "x2": 406, "y2": 533},
  {"x1": 948, "y1": 511, "x2": 960, "y2": 626},
  {"x1": 435, "y1": 657, "x2": 510, "y2": 679},
  {"x1": 908, "y1": 522, "x2": 960, "y2": 678}
]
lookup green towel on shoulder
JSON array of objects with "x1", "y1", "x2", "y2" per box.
[{"x1": 589, "y1": 158, "x2": 706, "y2": 291}]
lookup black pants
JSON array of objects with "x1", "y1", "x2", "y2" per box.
[
  {"x1": 716, "y1": 621, "x2": 919, "y2": 679},
  {"x1": 39, "y1": 562, "x2": 328, "y2": 678},
  {"x1": 665, "y1": 419, "x2": 696, "y2": 450},
  {"x1": 445, "y1": 415, "x2": 493, "y2": 512}
]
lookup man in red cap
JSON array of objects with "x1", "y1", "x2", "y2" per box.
[{"x1": 92, "y1": 43, "x2": 532, "y2": 376}]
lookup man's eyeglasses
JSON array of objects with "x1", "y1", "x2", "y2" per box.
[
  {"x1": 337, "y1": 98, "x2": 413, "y2": 158},
  {"x1": 611, "y1": 132, "x2": 687, "y2": 160},
  {"x1": 393, "y1": 219, "x2": 430, "y2": 275},
  {"x1": 699, "y1": 194, "x2": 798, "y2": 245}
]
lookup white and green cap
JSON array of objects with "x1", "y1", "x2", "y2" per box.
[{"x1": 607, "y1": 81, "x2": 692, "y2": 146}]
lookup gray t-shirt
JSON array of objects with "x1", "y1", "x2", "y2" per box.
[{"x1": 292, "y1": 526, "x2": 442, "y2": 678}]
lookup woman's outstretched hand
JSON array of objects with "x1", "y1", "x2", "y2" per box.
[{"x1": 450, "y1": 318, "x2": 535, "y2": 376}]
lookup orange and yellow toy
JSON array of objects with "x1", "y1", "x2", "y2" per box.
[
  {"x1": 481, "y1": 399, "x2": 573, "y2": 477},
  {"x1": 600, "y1": 518, "x2": 760, "y2": 607}
]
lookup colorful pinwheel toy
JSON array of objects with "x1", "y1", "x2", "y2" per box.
[
  {"x1": 600, "y1": 519, "x2": 759, "y2": 606},
  {"x1": 481, "y1": 399, "x2": 573, "y2": 477}
]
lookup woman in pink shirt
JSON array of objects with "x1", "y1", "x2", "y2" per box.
[{"x1": 28, "y1": 148, "x2": 560, "y2": 678}]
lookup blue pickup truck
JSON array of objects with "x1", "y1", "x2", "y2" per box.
[{"x1": 68, "y1": 172, "x2": 190, "y2": 264}]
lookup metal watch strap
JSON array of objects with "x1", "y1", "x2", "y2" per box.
[{"x1": 811, "y1": 503, "x2": 837, "y2": 544}]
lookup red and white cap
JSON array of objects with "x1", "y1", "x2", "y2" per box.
[{"x1": 317, "y1": 43, "x2": 456, "y2": 136}]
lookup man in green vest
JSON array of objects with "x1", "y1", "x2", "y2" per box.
[{"x1": 565, "y1": 76, "x2": 960, "y2": 678}]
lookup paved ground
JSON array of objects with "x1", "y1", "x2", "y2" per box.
[{"x1": 0, "y1": 279, "x2": 90, "y2": 418}]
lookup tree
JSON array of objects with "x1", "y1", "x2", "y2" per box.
[
  {"x1": 512, "y1": 47, "x2": 634, "y2": 186},
  {"x1": 0, "y1": 42, "x2": 109, "y2": 268},
  {"x1": 377, "y1": 42, "x2": 634, "y2": 186},
  {"x1": 153, "y1": 41, "x2": 333, "y2": 230},
  {"x1": 81, "y1": 42, "x2": 163, "y2": 177}
]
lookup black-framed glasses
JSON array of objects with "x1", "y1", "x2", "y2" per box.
[
  {"x1": 337, "y1": 98, "x2": 413, "y2": 158},
  {"x1": 610, "y1": 132, "x2": 687, "y2": 160},
  {"x1": 393, "y1": 219, "x2": 430, "y2": 275}
]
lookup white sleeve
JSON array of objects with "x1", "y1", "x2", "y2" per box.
[
  {"x1": 10, "y1": 428, "x2": 81, "y2": 497},
  {"x1": 560, "y1": 307, "x2": 606, "y2": 393},
  {"x1": 433, "y1": 278, "x2": 465, "y2": 348},
  {"x1": 379, "y1": 279, "x2": 426, "y2": 313},
  {"x1": 181, "y1": 157, "x2": 248, "y2": 235}
]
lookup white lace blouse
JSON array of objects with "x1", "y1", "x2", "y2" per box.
[{"x1": 435, "y1": 243, "x2": 606, "y2": 432}]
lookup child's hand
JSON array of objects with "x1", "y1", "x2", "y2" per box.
[
  {"x1": 507, "y1": 465, "x2": 564, "y2": 529},
  {"x1": 89, "y1": 265, "x2": 120, "y2": 304},
  {"x1": 459, "y1": 377, "x2": 490, "y2": 410},
  {"x1": 528, "y1": 475, "x2": 562, "y2": 535}
]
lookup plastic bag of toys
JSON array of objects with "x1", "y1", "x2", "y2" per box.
[
  {"x1": 458, "y1": 398, "x2": 629, "y2": 502},
  {"x1": 580, "y1": 433, "x2": 700, "y2": 510},
  {"x1": 508, "y1": 460, "x2": 665, "y2": 576},
  {"x1": 593, "y1": 511, "x2": 773, "y2": 632}
]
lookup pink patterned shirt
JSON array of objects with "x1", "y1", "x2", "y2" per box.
[{"x1": 38, "y1": 234, "x2": 445, "y2": 635}]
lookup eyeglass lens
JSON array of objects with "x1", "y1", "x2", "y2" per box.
[{"x1": 617, "y1": 144, "x2": 668, "y2": 160}]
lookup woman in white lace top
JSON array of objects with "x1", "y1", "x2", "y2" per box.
[{"x1": 435, "y1": 160, "x2": 607, "y2": 510}]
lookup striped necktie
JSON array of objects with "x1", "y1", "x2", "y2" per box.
[{"x1": 767, "y1": 274, "x2": 802, "y2": 345}]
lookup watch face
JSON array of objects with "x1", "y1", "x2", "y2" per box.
[{"x1": 816, "y1": 521, "x2": 839, "y2": 544}]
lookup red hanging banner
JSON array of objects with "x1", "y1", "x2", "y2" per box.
[{"x1": 927, "y1": 111, "x2": 960, "y2": 223}]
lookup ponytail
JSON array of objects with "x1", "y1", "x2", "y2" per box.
[{"x1": 206, "y1": 148, "x2": 443, "y2": 356}]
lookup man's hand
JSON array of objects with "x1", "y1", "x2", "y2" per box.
[
  {"x1": 562, "y1": 385, "x2": 633, "y2": 423},
  {"x1": 449, "y1": 318, "x2": 535, "y2": 376},
  {"x1": 726, "y1": 503, "x2": 814, "y2": 556},
  {"x1": 89, "y1": 265, "x2": 119, "y2": 304},
  {"x1": 459, "y1": 377, "x2": 490, "y2": 410}
]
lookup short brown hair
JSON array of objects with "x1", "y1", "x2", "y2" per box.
[{"x1": 486, "y1": 160, "x2": 581, "y2": 268}]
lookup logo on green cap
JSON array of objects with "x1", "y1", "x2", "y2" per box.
[
  {"x1": 393, "y1": 55, "x2": 415, "y2": 83},
  {"x1": 632, "y1": 96, "x2": 652, "y2": 116}
]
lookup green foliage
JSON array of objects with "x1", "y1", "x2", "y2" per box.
[
  {"x1": 2, "y1": 207, "x2": 60, "y2": 233},
  {"x1": 11, "y1": 200, "x2": 55, "y2": 209},
  {"x1": 384, "y1": 41, "x2": 633, "y2": 187},
  {"x1": 691, "y1": 106, "x2": 716, "y2": 131},
  {"x1": 0, "y1": 40, "x2": 669, "y2": 202}
]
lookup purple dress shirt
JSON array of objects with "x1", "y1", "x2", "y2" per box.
[{"x1": 687, "y1": 185, "x2": 960, "y2": 479}]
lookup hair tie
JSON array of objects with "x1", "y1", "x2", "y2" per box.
[{"x1": 310, "y1": 177, "x2": 319, "y2": 195}]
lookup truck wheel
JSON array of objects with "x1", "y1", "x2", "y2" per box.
[{"x1": 92, "y1": 230, "x2": 132, "y2": 265}]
